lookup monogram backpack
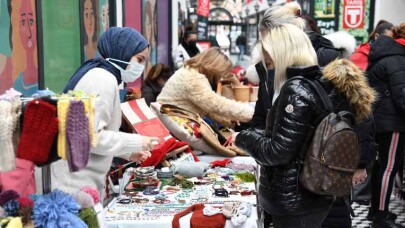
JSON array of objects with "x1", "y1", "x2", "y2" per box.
[{"x1": 297, "y1": 77, "x2": 360, "y2": 197}]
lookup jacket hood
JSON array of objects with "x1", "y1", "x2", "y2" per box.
[
  {"x1": 324, "y1": 31, "x2": 357, "y2": 58},
  {"x1": 307, "y1": 31, "x2": 336, "y2": 50},
  {"x1": 368, "y1": 35, "x2": 405, "y2": 65},
  {"x1": 322, "y1": 59, "x2": 376, "y2": 122}
]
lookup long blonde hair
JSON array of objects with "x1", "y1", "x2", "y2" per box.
[
  {"x1": 184, "y1": 47, "x2": 232, "y2": 87},
  {"x1": 261, "y1": 23, "x2": 317, "y2": 94},
  {"x1": 10, "y1": 0, "x2": 38, "y2": 81}
]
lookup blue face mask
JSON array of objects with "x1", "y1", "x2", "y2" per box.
[{"x1": 106, "y1": 58, "x2": 145, "y2": 83}]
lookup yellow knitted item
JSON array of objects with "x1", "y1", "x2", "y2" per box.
[
  {"x1": 57, "y1": 99, "x2": 70, "y2": 160},
  {"x1": 6, "y1": 217, "x2": 22, "y2": 228},
  {"x1": 82, "y1": 96, "x2": 98, "y2": 147}
]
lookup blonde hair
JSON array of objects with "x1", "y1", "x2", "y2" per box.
[
  {"x1": 259, "y1": 2, "x2": 305, "y2": 34},
  {"x1": 261, "y1": 23, "x2": 317, "y2": 94},
  {"x1": 184, "y1": 47, "x2": 233, "y2": 87},
  {"x1": 10, "y1": 0, "x2": 38, "y2": 81}
]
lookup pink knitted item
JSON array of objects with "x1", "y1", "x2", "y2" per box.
[
  {"x1": 66, "y1": 100, "x2": 91, "y2": 172},
  {"x1": 80, "y1": 186, "x2": 100, "y2": 204},
  {"x1": 17, "y1": 197, "x2": 34, "y2": 208},
  {"x1": 17, "y1": 100, "x2": 59, "y2": 164}
]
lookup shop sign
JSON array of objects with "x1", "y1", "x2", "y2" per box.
[
  {"x1": 197, "y1": 0, "x2": 210, "y2": 17},
  {"x1": 343, "y1": 0, "x2": 365, "y2": 29}
]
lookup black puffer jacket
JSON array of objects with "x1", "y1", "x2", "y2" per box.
[
  {"x1": 367, "y1": 35, "x2": 405, "y2": 133},
  {"x1": 236, "y1": 62, "x2": 375, "y2": 215},
  {"x1": 250, "y1": 63, "x2": 273, "y2": 130}
]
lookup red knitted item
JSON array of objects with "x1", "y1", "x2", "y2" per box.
[
  {"x1": 210, "y1": 158, "x2": 231, "y2": 168},
  {"x1": 17, "y1": 197, "x2": 34, "y2": 208},
  {"x1": 140, "y1": 139, "x2": 199, "y2": 167},
  {"x1": 17, "y1": 100, "x2": 59, "y2": 164},
  {"x1": 172, "y1": 204, "x2": 226, "y2": 228}
]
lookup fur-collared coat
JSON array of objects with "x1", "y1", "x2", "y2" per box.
[
  {"x1": 157, "y1": 67, "x2": 254, "y2": 126},
  {"x1": 236, "y1": 59, "x2": 375, "y2": 215}
]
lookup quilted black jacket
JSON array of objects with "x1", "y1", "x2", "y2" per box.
[{"x1": 367, "y1": 35, "x2": 405, "y2": 133}]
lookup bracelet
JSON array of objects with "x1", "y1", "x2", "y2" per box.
[
  {"x1": 153, "y1": 199, "x2": 171, "y2": 204},
  {"x1": 160, "y1": 190, "x2": 175, "y2": 195},
  {"x1": 124, "y1": 191, "x2": 139, "y2": 197},
  {"x1": 229, "y1": 190, "x2": 240, "y2": 195},
  {"x1": 240, "y1": 190, "x2": 256, "y2": 196},
  {"x1": 155, "y1": 193, "x2": 168, "y2": 200},
  {"x1": 132, "y1": 196, "x2": 150, "y2": 204},
  {"x1": 190, "y1": 197, "x2": 208, "y2": 203},
  {"x1": 164, "y1": 186, "x2": 181, "y2": 192},
  {"x1": 175, "y1": 192, "x2": 190, "y2": 200},
  {"x1": 117, "y1": 198, "x2": 132, "y2": 204},
  {"x1": 143, "y1": 186, "x2": 159, "y2": 195}
]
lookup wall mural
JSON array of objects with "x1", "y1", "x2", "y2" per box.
[
  {"x1": 0, "y1": 0, "x2": 38, "y2": 96},
  {"x1": 142, "y1": 0, "x2": 157, "y2": 76}
]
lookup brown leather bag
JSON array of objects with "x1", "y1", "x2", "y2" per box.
[
  {"x1": 296, "y1": 77, "x2": 360, "y2": 197},
  {"x1": 160, "y1": 104, "x2": 244, "y2": 157}
]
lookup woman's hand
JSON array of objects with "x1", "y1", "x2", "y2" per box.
[
  {"x1": 141, "y1": 136, "x2": 161, "y2": 151},
  {"x1": 129, "y1": 151, "x2": 151, "y2": 164},
  {"x1": 352, "y1": 169, "x2": 367, "y2": 186}
]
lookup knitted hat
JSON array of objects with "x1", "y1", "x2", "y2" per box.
[
  {"x1": 66, "y1": 100, "x2": 91, "y2": 172},
  {"x1": 0, "y1": 101, "x2": 15, "y2": 172},
  {"x1": 141, "y1": 139, "x2": 199, "y2": 167},
  {"x1": 172, "y1": 204, "x2": 226, "y2": 228},
  {"x1": 17, "y1": 100, "x2": 59, "y2": 164},
  {"x1": 79, "y1": 208, "x2": 98, "y2": 228}
]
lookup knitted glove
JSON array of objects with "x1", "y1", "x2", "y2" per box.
[
  {"x1": 17, "y1": 100, "x2": 59, "y2": 164},
  {"x1": 57, "y1": 99, "x2": 70, "y2": 160},
  {"x1": 66, "y1": 100, "x2": 91, "y2": 172},
  {"x1": 0, "y1": 101, "x2": 15, "y2": 172}
]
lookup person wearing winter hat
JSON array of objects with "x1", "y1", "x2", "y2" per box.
[
  {"x1": 51, "y1": 27, "x2": 160, "y2": 194},
  {"x1": 248, "y1": 2, "x2": 304, "y2": 131}
]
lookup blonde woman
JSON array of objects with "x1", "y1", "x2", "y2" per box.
[
  {"x1": 235, "y1": 24, "x2": 375, "y2": 227},
  {"x1": 157, "y1": 47, "x2": 253, "y2": 127}
]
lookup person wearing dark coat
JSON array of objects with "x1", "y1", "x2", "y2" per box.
[
  {"x1": 141, "y1": 63, "x2": 173, "y2": 106},
  {"x1": 235, "y1": 23, "x2": 375, "y2": 228},
  {"x1": 367, "y1": 27, "x2": 405, "y2": 228}
]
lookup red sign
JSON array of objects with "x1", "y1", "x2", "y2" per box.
[
  {"x1": 197, "y1": 0, "x2": 210, "y2": 17},
  {"x1": 343, "y1": 0, "x2": 365, "y2": 29}
]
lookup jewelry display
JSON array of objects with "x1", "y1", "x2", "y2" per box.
[{"x1": 152, "y1": 199, "x2": 171, "y2": 204}]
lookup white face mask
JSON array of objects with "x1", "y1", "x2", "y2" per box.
[{"x1": 106, "y1": 58, "x2": 145, "y2": 83}]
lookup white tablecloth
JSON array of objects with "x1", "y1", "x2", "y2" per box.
[{"x1": 104, "y1": 155, "x2": 260, "y2": 228}]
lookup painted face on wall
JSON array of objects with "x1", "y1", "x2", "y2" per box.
[
  {"x1": 101, "y1": 2, "x2": 109, "y2": 32},
  {"x1": 19, "y1": 0, "x2": 36, "y2": 50},
  {"x1": 84, "y1": 0, "x2": 95, "y2": 40}
]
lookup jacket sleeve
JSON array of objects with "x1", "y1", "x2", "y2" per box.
[
  {"x1": 388, "y1": 67, "x2": 405, "y2": 113},
  {"x1": 354, "y1": 114, "x2": 377, "y2": 169},
  {"x1": 185, "y1": 75, "x2": 254, "y2": 123},
  {"x1": 236, "y1": 79, "x2": 321, "y2": 166},
  {"x1": 250, "y1": 85, "x2": 267, "y2": 130}
]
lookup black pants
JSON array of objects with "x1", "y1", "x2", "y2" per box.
[
  {"x1": 272, "y1": 206, "x2": 332, "y2": 228},
  {"x1": 371, "y1": 132, "x2": 405, "y2": 214}
]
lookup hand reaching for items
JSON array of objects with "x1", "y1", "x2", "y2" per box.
[
  {"x1": 129, "y1": 151, "x2": 151, "y2": 163},
  {"x1": 352, "y1": 169, "x2": 367, "y2": 186},
  {"x1": 141, "y1": 136, "x2": 161, "y2": 151}
]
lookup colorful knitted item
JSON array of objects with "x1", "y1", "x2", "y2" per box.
[
  {"x1": 66, "y1": 100, "x2": 91, "y2": 172},
  {"x1": 83, "y1": 96, "x2": 98, "y2": 147},
  {"x1": 11, "y1": 98, "x2": 22, "y2": 155},
  {"x1": 79, "y1": 208, "x2": 98, "y2": 228},
  {"x1": 210, "y1": 158, "x2": 231, "y2": 168},
  {"x1": 17, "y1": 100, "x2": 59, "y2": 164},
  {"x1": 3, "y1": 200, "x2": 20, "y2": 216},
  {"x1": 57, "y1": 99, "x2": 70, "y2": 160},
  {"x1": 172, "y1": 204, "x2": 226, "y2": 228},
  {"x1": 16, "y1": 197, "x2": 34, "y2": 209},
  {"x1": 0, "y1": 190, "x2": 20, "y2": 206},
  {"x1": 140, "y1": 138, "x2": 199, "y2": 167},
  {"x1": 0, "y1": 101, "x2": 15, "y2": 172},
  {"x1": 80, "y1": 187, "x2": 100, "y2": 204}
]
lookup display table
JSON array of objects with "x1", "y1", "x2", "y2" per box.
[{"x1": 104, "y1": 156, "x2": 259, "y2": 228}]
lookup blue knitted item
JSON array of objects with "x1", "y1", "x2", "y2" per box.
[
  {"x1": 33, "y1": 190, "x2": 87, "y2": 228},
  {"x1": 3, "y1": 200, "x2": 20, "y2": 217}
]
